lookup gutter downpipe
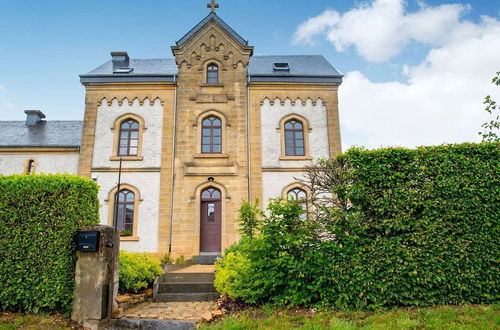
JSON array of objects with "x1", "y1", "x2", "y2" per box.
[
  {"x1": 246, "y1": 74, "x2": 251, "y2": 201},
  {"x1": 168, "y1": 74, "x2": 178, "y2": 254}
]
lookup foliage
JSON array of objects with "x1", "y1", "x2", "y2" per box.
[
  {"x1": 118, "y1": 251, "x2": 163, "y2": 293},
  {"x1": 0, "y1": 174, "x2": 99, "y2": 316},
  {"x1": 201, "y1": 304, "x2": 499, "y2": 330},
  {"x1": 174, "y1": 255, "x2": 195, "y2": 265},
  {"x1": 160, "y1": 253, "x2": 195, "y2": 265},
  {"x1": 215, "y1": 143, "x2": 500, "y2": 309},
  {"x1": 479, "y1": 71, "x2": 500, "y2": 142},
  {"x1": 160, "y1": 253, "x2": 174, "y2": 265},
  {"x1": 236, "y1": 199, "x2": 262, "y2": 239}
]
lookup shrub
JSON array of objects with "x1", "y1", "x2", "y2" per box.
[
  {"x1": 216, "y1": 143, "x2": 500, "y2": 309},
  {"x1": 160, "y1": 253, "x2": 174, "y2": 265},
  {"x1": 236, "y1": 199, "x2": 262, "y2": 239},
  {"x1": 0, "y1": 174, "x2": 99, "y2": 315},
  {"x1": 119, "y1": 251, "x2": 163, "y2": 293}
]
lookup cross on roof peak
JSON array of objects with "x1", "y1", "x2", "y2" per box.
[{"x1": 207, "y1": 0, "x2": 219, "y2": 13}]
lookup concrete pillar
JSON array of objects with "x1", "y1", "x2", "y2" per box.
[{"x1": 72, "y1": 225, "x2": 119, "y2": 323}]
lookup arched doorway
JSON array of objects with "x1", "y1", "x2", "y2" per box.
[{"x1": 200, "y1": 187, "x2": 222, "y2": 252}]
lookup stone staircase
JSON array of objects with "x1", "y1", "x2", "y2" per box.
[{"x1": 155, "y1": 265, "x2": 219, "y2": 302}]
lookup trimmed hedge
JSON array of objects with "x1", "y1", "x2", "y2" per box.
[
  {"x1": 216, "y1": 143, "x2": 500, "y2": 309},
  {"x1": 119, "y1": 251, "x2": 163, "y2": 293},
  {"x1": 0, "y1": 174, "x2": 99, "y2": 315}
]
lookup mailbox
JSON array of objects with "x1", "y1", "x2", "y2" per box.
[{"x1": 76, "y1": 231, "x2": 100, "y2": 252}]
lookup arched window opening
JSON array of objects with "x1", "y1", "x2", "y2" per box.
[
  {"x1": 114, "y1": 189, "x2": 135, "y2": 236},
  {"x1": 287, "y1": 187, "x2": 308, "y2": 219},
  {"x1": 284, "y1": 119, "x2": 305, "y2": 156},
  {"x1": 207, "y1": 64, "x2": 219, "y2": 84},
  {"x1": 201, "y1": 116, "x2": 222, "y2": 153},
  {"x1": 118, "y1": 119, "x2": 139, "y2": 156},
  {"x1": 201, "y1": 187, "x2": 221, "y2": 200},
  {"x1": 26, "y1": 159, "x2": 35, "y2": 174}
]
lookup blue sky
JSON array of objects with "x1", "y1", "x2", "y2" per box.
[{"x1": 0, "y1": 0, "x2": 499, "y2": 149}]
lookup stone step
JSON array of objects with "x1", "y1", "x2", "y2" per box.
[
  {"x1": 160, "y1": 272, "x2": 215, "y2": 283},
  {"x1": 156, "y1": 292, "x2": 219, "y2": 302},
  {"x1": 158, "y1": 282, "x2": 215, "y2": 294},
  {"x1": 194, "y1": 255, "x2": 221, "y2": 265}
]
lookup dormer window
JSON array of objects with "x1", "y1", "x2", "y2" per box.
[
  {"x1": 273, "y1": 62, "x2": 290, "y2": 72},
  {"x1": 207, "y1": 64, "x2": 219, "y2": 84}
]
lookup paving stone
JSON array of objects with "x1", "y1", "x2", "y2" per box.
[{"x1": 123, "y1": 301, "x2": 216, "y2": 322}]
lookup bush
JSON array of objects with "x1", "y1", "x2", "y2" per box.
[
  {"x1": 119, "y1": 251, "x2": 163, "y2": 293},
  {"x1": 0, "y1": 174, "x2": 99, "y2": 315},
  {"x1": 215, "y1": 143, "x2": 500, "y2": 309}
]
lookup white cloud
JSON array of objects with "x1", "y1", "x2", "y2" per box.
[
  {"x1": 294, "y1": 0, "x2": 474, "y2": 62},
  {"x1": 339, "y1": 16, "x2": 500, "y2": 148},
  {"x1": 294, "y1": 0, "x2": 500, "y2": 149},
  {"x1": 0, "y1": 85, "x2": 5, "y2": 92}
]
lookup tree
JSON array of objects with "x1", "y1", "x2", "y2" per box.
[{"x1": 479, "y1": 72, "x2": 500, "y2": 142}]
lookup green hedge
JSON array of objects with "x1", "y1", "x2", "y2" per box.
[
  {"x1": 119, "y1": 251, "x2": 163, "y2": 293},
  {"x1": 216, "y1": 143, "x2": 500, "y2": 309},
  {"x1": 0, "y1": 174, "x2": 99, "y2": 315}
]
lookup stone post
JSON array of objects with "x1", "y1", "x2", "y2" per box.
[{"x1": 72, "y1": 225, "x2": 120, "y2": 324}]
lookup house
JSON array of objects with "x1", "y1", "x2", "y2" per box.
[{"x1": 0, "y1": 2, "x2": 342, "y2": 258}]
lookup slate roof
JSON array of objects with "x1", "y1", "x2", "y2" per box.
[
  {"x1": 81, "y1": 55, "x2": 342, "y2": 84},
  {"x1": 0, "y1": 121, "x2": 83, "y2": 148},
  {"x1": 248, "y1": 55, "x2": 342, "y2": 83}
]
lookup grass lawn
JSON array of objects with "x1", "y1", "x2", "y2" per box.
[
  {"x1": 0, "y1": 312, "x2": 75, "y2": 329},
  {"x1": 202, "y1": 304, "x2": 499, "y2": 330}
]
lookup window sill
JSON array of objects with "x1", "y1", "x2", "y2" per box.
[
  {"x1": 200, "y1": 83, "x2": 224, "y2": 88},
  {"x1": 194, "y1": 153, "x2": 229, "y2": 159},
  {"x1": 279, "y1": 155, "x2": 313, "y2": 161},
  {"x1": 110, "y1": 156, "x2": 144, "y2": 161},
  {"x1": 120, "y1": 236, "x2": 140, "y2": 241}
]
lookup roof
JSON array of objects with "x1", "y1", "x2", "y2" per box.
[
  {"x1": 176, "y1": 13, "x2": 248, "y2": 47},
  {"x1": 80, "y1": 59, "x2": 178, "y2": 83},
  {"x1": 0, "y1": 121, "x2": 83, "y2": 148},
  {"x1": 248, "y1": 55, "x2": 343, "y2": 83},
  {"x1": 81, "y1": 55, "x2": 342, "y2": 84}
]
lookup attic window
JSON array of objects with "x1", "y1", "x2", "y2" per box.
[
  {"x1": 273, "y1": 63, "x2": 290, "y2": 71},
  {"x1": 113, "y1": 67, "x2": 133, "y2": 74}
]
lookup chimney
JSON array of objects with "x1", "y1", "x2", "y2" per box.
[
  {"x1": 111, "y1": 51, "x2": 131, "y2": 72},
  {"x1": 24, "y1": 110, "x2": 46, "y2": 126}
]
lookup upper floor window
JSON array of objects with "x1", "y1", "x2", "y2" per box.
[
  {"x1": 284, "y1": 119, "x2": 305, "y2": 156},
  {"x1": 207, "y1": 64, "x2": 219, "y2": 84},
  {"x1": 114, "y1": 189, "x2": 135, "y2": 236},
  {"x1": 287, "y1": 187, "x2": 308, "y2": 220},
  {"x1": 202, "y1": 116, "x2": 222, "y2": 153},
  {"x1": 118, "y1": 119, "x2": 139, "y2": 156}
]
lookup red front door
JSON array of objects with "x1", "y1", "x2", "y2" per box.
[{"x1": 200, "y1": 188, "x2": 221, "y2": 252}]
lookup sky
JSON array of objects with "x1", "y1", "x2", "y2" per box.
[{"x1": 0, "y1": 0, "x2": 499, "y2": 150}]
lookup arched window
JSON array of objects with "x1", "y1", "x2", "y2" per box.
[
  {"x1": 26, "y1": 159, "x2": 35, "y2": 174},
  {"x1": 201, "y1": 116, "x2": 222, "y2": 153},
  {"x1": 287, "y1": 187, "x2": 308, "y2": 219},
  {"x1": 114, "y1": 189, "x2": 135, "y2": 236},
  {"x1": 207, "y1": 64, "x2": 219, "y2": 84},
  {"x1": 284, "y1": 119, "x2": 305, "y2": 156},
  {"x1": 118, "y1": 119, "x2": 139, "y2": 156}
]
